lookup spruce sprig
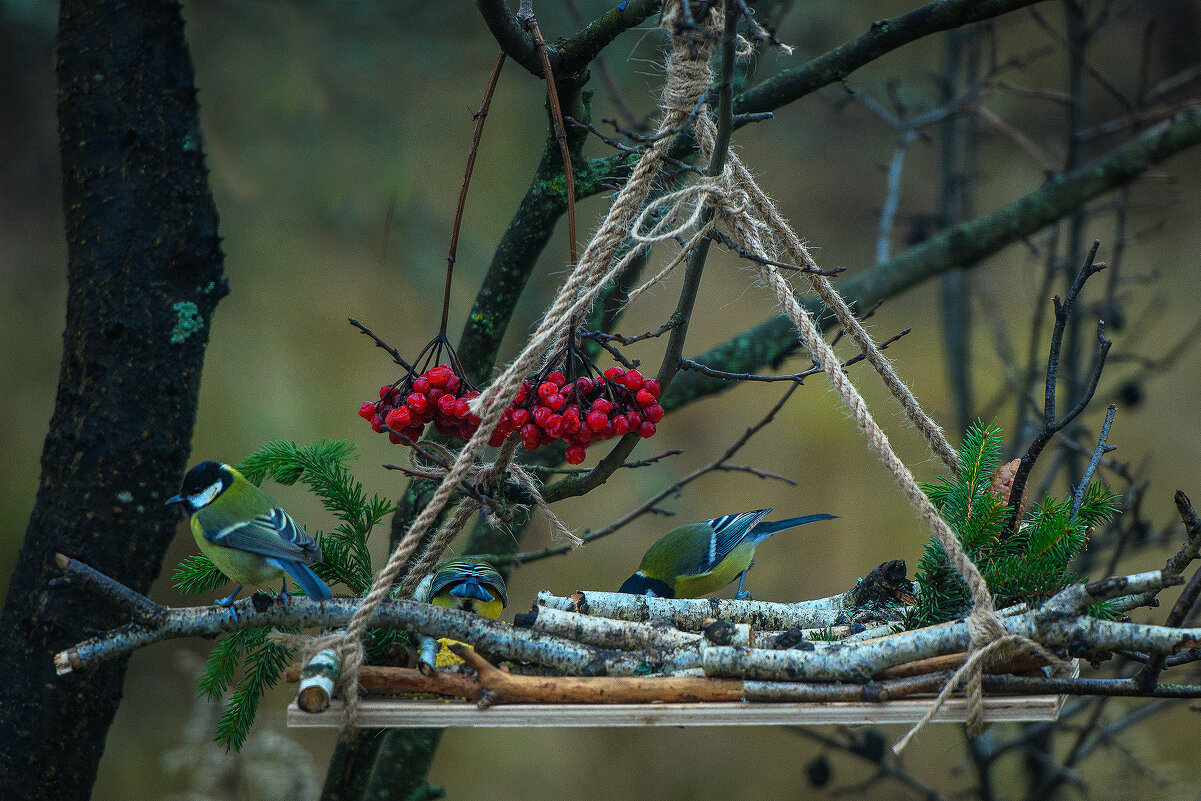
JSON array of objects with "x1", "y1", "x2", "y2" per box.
[{"x1": 910, "y1": 421, "x2": 1119, "y2": 628}]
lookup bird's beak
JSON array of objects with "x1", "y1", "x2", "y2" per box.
[{"x1": 165, "y1": 494, "x2": 183, "y2": 506}]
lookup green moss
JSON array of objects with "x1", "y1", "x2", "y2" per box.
[{"x1": 169, "y1": 301, "x2": 204, "y2": 343}]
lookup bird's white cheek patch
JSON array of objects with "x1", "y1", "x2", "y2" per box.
[{"x1": 188, "y1": 481, "x2": 223, "y2": 509}]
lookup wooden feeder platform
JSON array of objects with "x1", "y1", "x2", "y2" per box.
[
  {"x1": 288, "y1": 692, "x2": 1070, "y2": 729},
  {"x1": 287, "y1": 660, "x2": 1078, "y2": 729}
]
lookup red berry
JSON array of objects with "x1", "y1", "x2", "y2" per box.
[
  {"x1": 436, "y1": 394, "x2": 457, "y2": 416},
  {"x1": 562, "y1": 407, "x2": 581, "y2": 434},
  {"x1": 514, "y1": 383, "x2": 529, "y2": 405},
  {"x1": 546, "y1": 393, "x2": 565, "y2": 411},
  {"x1": 445, "y1": 374, "x2": 460, "y2": 392},
  {"x1": 639, "y1": 421, "x2": 657, "y2": 438},
  {"x1": 586, "y1": 410, "x2": 609, "y2": 432},
  {"x1": 642, "y1": 379, "x2": 661, "y2": 398},
  {"x1": 359, "y1": 401, "x2": 378, "y2": 420},
  {"x1": 434, "y1": 419, "x2": 456, "y2": 436},
  {"x1": 564, "y1": 446, "x2": 587, "y2": 465},
  {"x1": 427, "y1": 366, "x2": 451, "y2": 388},
  {"x1": 547, "y1": 371, "x2": 566, "y2": 386},
  {"x1": 388, "y1": 432, "x2": 403, "y2": 445},
  {"x1": 532, "y1": 406, "x2": 552, "y2": 427},
  {"x1": 511, "y1": 408, "x2": 530, "y2": 427},
  {"x1": 591, "y1": 398, "x2": 612, "y2": 415},
  {"x1": 635, "y1": 388, "x2": 655, "y2": 408},
  {"x1": 406, "y1": 393, "x2": 429, "y2": 415},
  {"x1": 370, "y1": 414, "x2": 386, "y2": 433},
  {"x1": 571, "y1": 429, "x2": 593, "y2": 446},
  {"x1": 453, "y1": 398, "x2": 471, "y2": 418},
  {"x1": 599, "y1": 420, "x2": 615, "y2": 439},
  {"x1": 385, "y1": 407, "x2": 412, "y2": 430},
  {"x1": 488, "y1": 428, "x2": 510, "y2": 447},
  {"x1": 644, "y1": 404, "x2": 664, "y2": 423},
  {"x1": 537, "y1": 382, "x2": 558, "y2": 401},
  {"x1": 603, "y1": 366, "x2": 624, "y2": 381},
  {"x1": 403, "y1": 423, "x2": 425, "y2": 441},
  {"x1": 427, "y1": 387, "x2": 444, "y2": 403},
  {"x1": 379, "y1": 385, "x2": 393, "y2": 399},
  {"x1": 623, "y1": 369, "x2": 644, "y2": 390},
  {"x1": 612, "y1": 416, "x2": 631, "y2": 436},
  {"x1": 625, "y1": 410, "x2": 643, "y2": 428},
  {"x1": 575, "y1": 377, "x2": 594, "y2": 394},
  {"x1": 467, "y1": 412, "x2": 482, "y2": 426},
  {"x1": 543, "y1": 414, "x2": 564, "y2": 438},
  {"x1": 412, "y1": 376, "x2": 431, "y2": 395},
  {"x1": 520, "y1": 423, "x2": 542, "y2": 450}
]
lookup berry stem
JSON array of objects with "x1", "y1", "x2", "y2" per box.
[
  {"x1": 442, "y1": 51, "x2": 506, "y2": 338},
  {"x1": 526, "y1": 16, "x2": 577, "y2": 269}
]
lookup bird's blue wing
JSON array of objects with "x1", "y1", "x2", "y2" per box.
[
  {"x1": 205, "y1": 507, "x2": 323, "y2": 565},
  {"x1": 694, "y1": 508, "x2": 774, "y2": 573}
]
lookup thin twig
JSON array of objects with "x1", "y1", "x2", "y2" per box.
[
  {"x1": 348, "y1": 317, "x2": 412, "y2": 371},
  {"x1": 442, "y1": 52, "x2": 506, "y2": 337},
  {"x1": 1072, "y1": 404, "x2": 1116, "y2": 515},
  {"x1": 527, "y1": 16, "x2": 577, "y2": 268},
  {"x1": 679, "y1": 328, "x2": 911, "y2": 383},
  {"x1": 709, "y1": 229, "x2": 846, "y2": 275},
  {"x1": 1004, "y1": 241, "x2": 1110, "y2": 535},
  {"x1": 545, "y1": 449, "x2": 683, "y2": 475}
]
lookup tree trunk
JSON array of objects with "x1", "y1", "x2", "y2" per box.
[{"x1": 0, "y1": 1, "x2": 225, "y2": 798}]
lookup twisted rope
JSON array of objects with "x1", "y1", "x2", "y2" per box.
[
  {"x1": 638, "y1": 67, "x2": 1039, "y2": 745},
  {"x1": 320, "y1": 2, "x2": 722, "y2": 735}
]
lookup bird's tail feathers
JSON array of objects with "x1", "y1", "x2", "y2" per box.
[
  {"x1": 449, "y1": 580, "x2": 495, "y2": 603},
  {"x1": 278, "y1": 559, "x2": 333, "y2": 601},
  {"x1": 749, "y1": 513, "x2": 838, "y2": 544}
]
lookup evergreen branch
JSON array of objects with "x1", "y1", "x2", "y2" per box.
[
  {"x1": 214, "y1": 630, "x2": 295, "y2": 751},
  {"x1": 197, "y1": 627, "x2": 258, "y2": 701},
  {"x1": 172, "y1": 554, "x2": 227, "y2": 596}
]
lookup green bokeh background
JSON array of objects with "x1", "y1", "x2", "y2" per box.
[{"x1": 3, "y1": 1, "x2": 1200, "y2": 798}]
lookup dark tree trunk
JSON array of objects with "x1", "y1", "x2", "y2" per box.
[{"x1": 0, "y1": 1, "x2": 226, "y2": 798}]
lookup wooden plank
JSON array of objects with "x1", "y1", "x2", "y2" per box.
[{"x1": 288, "y1": 692, "x2": 1068, "y2": 728}]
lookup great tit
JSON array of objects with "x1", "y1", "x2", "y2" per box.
[
  {"x1": 618, "y1": 508, "x2": 836, "y2": 599},
  {"x1": 414, "y1": 558, "x2": 507, "y2": 668},
  {"x1": 417, "y1": 558, "x2": 508, "y2": 620},
  {"x1": 167, "y1": 461, "x2": 332, "y2": 616}
]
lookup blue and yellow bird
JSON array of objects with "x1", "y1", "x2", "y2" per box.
[
  {"x1": 167, "y1": 461, "x2": 332, "y2": 615},
  {"x1": 419, "y1": 558, "x2": 508, "y2": 619},
  {"x1": 619, "y1": 508, "x2": 836, "y2": 599},
  {"x1": 416, "y1": 558, "x2": 507, "y2": 668}
]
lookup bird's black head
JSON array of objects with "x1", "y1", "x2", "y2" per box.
[
  {"x1": 618, "y1": 572, "x2": 675, "y2": 598},
  {"x1": 167, "y1": 461, "x2": 232, "y2": 513}
]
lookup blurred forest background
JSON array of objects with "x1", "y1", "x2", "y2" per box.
[{"x1": 4, "y1": 0, "x2": 1201, "y2": 799}]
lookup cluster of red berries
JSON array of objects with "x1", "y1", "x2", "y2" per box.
[
  {"x1": 358, "y1": 364, "x2": 482, "y2": 445},
  {"x1": 360, "y1": 363, "x2": 665, "y2": 465},
  {"x1": 488, "y1": 366, "x2": 664, "y2": 464}
]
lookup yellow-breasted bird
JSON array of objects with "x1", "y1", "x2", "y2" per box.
[
  {"x1": 618, "y1": 508, "x2": 836, "y2": 599},
  {"x1": 415, "y1": 558, "x2": 507, "y2": 668},
  {"x1": 167, "y1": 461, "x2": 332, "y2": 616},
  {"x1": 417, "y1": 558, "x2": 508, "y2": 619}
]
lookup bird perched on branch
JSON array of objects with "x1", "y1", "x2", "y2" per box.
[
  {"x1": 418, "y1": 558, "x2": 509, "y2": 619},
  {"x1": 167, "y1": 461, "x2": 332, "y2": 617},
  {"x1": 414, "y1": 558, "x2": 508, "y2": 669},
  {"x1": 619, "y1": 508, "x2": 837, "y2": 599}
]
